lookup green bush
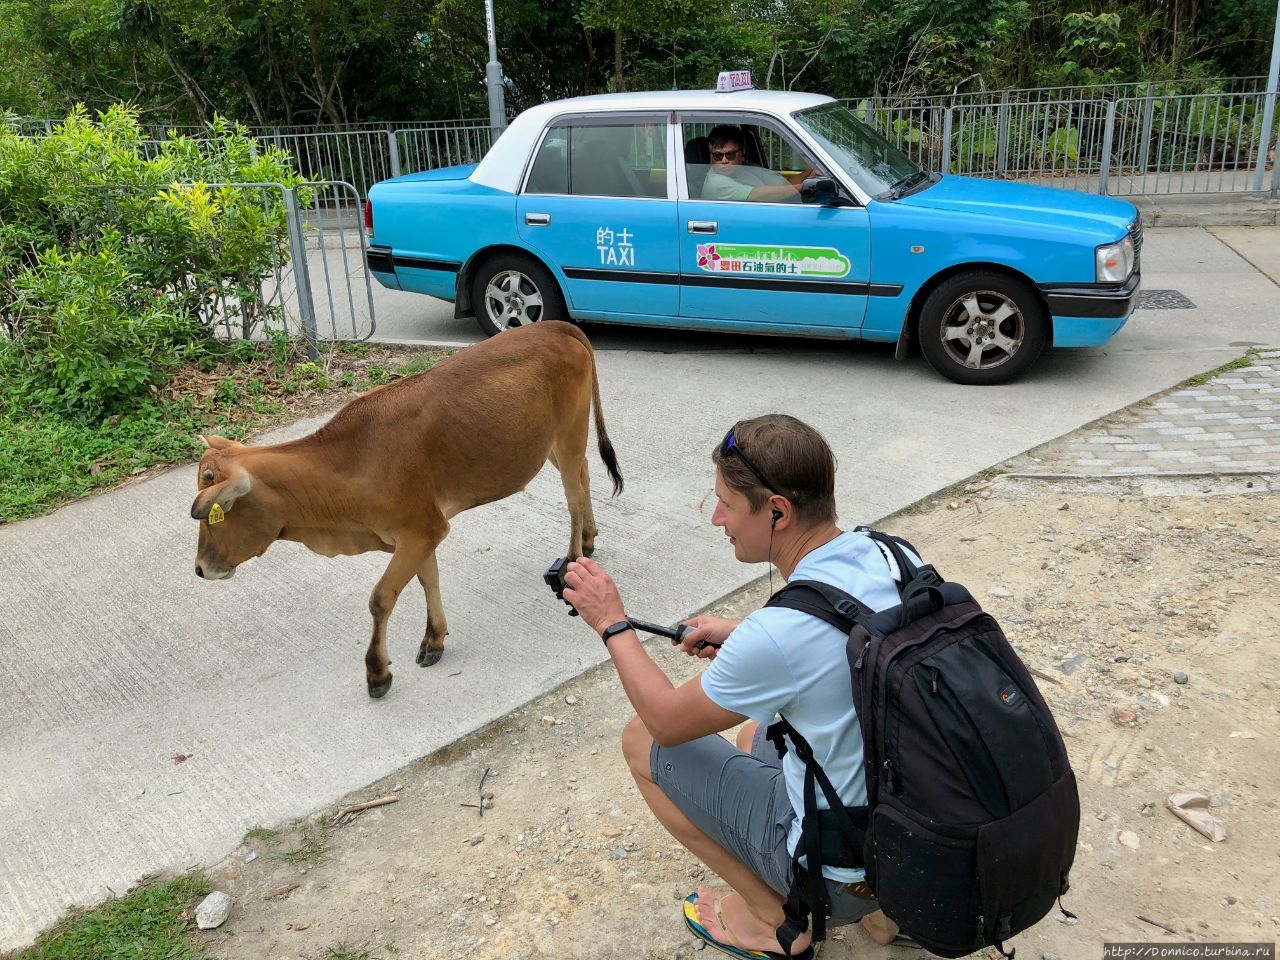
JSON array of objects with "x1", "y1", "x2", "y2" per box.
[{"x1": 0, "y1": 103, "x2": 306, "y2": 420}]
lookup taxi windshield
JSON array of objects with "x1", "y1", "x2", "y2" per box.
[{"x1": 793, "y1": 102, "x2": 925, "y2": 197}]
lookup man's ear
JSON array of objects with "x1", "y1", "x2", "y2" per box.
[{"x1": 191, "y1": 469, "x2": 253, "y2": 520}]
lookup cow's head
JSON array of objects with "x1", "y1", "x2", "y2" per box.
[{"x1": 190, "y1": 435, "x2": 279, "y2": 580}]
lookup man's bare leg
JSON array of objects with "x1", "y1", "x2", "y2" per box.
[{"x1": 622, "y1": 717, "x2": 811, "y2": 956}]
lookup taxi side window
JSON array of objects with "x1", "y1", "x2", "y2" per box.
[
  {"x1": 526, "y1": 121, "x2": 666, "y2": 199},
  {"x1": 527, "y1": 136, "x2": 569, "y2": 194}
]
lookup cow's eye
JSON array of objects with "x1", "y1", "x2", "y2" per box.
[{"x1": 201, "y1": 468, "x2": 215, "y2": 485}]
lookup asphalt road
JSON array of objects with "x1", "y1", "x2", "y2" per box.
[{"x1": 1, "y1": 223, "x2": 1277, "y2": 951}]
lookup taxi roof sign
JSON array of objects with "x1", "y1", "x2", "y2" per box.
[{"x1": 715, "y1": 70, "x2": 753, "y2": 92}]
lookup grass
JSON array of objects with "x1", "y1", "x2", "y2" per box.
[
  {"x1": 281, "y1": 815, "x2": 333, "y2": 865},
  {"x1": 0, "y1": 342, "x2": 450, "y2": 524},
  {"x1": 242, "y1": 825, "x2": 281, "y2": 846},
  {"x1": 325, "y1": 944, "x2": 398, "y2": 960},
  {"x1": 1, "y1": 873, "x2": 211, "y2": 960},
  {"x1": 1181, "y1": 350, "x2": 1256, "y2": 387}
]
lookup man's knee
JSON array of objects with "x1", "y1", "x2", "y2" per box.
[{"x1": 621, "y1": 715, "x2": 654, "y2": 781}]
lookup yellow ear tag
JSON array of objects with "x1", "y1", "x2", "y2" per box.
[{"x1": 208, "y1": 502, "x2": 225, "y2": 525}]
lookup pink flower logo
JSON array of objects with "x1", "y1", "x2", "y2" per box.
[{"x1": 697, "y1": 244, "x2": 720, "y2": 269}]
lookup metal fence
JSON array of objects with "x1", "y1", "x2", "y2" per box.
[{"x1": 854, "y1": 85, "x2": 1279, "y2": 198}]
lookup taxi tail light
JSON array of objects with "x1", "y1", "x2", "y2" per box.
[{"x1": 364, "y1": 199, "x2": 374, "y2": 233}]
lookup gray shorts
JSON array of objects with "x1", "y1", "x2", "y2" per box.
[{"x1": 651, "y1": 723, "x2": 879, "y2": 927}]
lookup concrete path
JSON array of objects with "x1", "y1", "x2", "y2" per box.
[{"x1": 1, "y1": 218, "x2": 1278, "y2": 951}]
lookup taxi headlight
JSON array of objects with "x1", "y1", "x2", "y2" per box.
[{"x1": 1095, "y1": 236, "x2": 1135, "y2": 283}]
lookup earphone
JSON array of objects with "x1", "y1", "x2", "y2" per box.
[{"x1": 771, "y1": 508, "x2": 782, "y2": 526}]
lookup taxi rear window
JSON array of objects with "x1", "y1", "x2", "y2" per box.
[{"x1": 525, "y1": 121, "x2": 667, "y2": 199}]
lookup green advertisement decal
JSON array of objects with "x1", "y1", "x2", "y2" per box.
[{"x1": 695, "y1": 243, "x2": 850, "y2": 278}]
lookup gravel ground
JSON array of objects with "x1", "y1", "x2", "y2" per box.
[{"x1": 197, "y1": 474, "x2": 1280, "y2": 960}]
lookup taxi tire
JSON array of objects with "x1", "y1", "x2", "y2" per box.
[
  {"x1": 917, "y1": 271, "x2": 1047, "y2": 386},
  {"x1": 472, "y1": 253, "x2": 569, "y2": 338}
]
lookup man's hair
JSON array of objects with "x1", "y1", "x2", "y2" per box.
[
  {"x1": 707, "y1": 125, "x2": 746, "y2": 151},
  {"x1": 712, "y1": 414, "x2": 837, "y2": 524}
]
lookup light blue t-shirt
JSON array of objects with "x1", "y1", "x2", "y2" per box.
[
  {"x1": 701, "y1": 530, "x2": 910, "y2": 882},
  {"x1": 702, "y1": 164, "x2": 799, "y2": 202}
]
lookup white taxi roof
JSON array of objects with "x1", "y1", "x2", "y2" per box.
[{"x1": 471, "y1": 88, "x2": 834, "y2": 193}]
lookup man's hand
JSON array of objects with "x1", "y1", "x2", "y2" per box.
[
  {"x1": 675, "y1": 615, "x2": 740, "y2": 658},
  {"x1": 562, "y1": 556, "x2": 627, "y2": 636}
]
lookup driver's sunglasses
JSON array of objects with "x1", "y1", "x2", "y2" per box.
[
  {"x1": 709, "y1": 148, "x2": 741, "y2": 161},
  {"x1": 719, "y1": 426, "x2": 780, "y2": 496}
]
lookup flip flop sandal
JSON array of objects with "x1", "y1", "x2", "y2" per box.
[{"x1": 682, "y1": 892, "x2": 815, "y2": 960}]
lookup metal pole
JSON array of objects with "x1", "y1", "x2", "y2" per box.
[
  {"x1": 283, "y1": 186, "x2": 319, "y2": 360},
  {"x1": 484, "y1": 0, "x2": 507, "y2": 136},
  {"x1": 1252, "y1": 0, "x2": 1279, "y2": 194},
  {"x1": 1100, "y1": 100, "x2": 1117, "y2": 194}
]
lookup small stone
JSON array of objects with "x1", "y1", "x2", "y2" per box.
[
  {"x1": 243, "y1": 850, "x2": 259, "y2": 863},
  {"x1": 1057, "y1": 503, "x2": 1069, "y2": 511},
  {"x1": 1118, "y1": 830, "x2": 1140, "y2": 849},
  {"x1": 611, "y1": 847, "x2": 628, "y2": 858},
  {"x1": 541, "y1": 716, "x2": 558, "y2": 727},
  {"x1": 988, "y1": 585, "x2": 1014, "y2": 599},
  {"x1": 564, "y1": 694, "x2": 579, "y2": 705},
  {"x1": 1173, "y1": 671, "x2": 1189, "y2": 685},
  {"x1": 195, "y1": 891, "x2": 232, "y2": 929},
  {"x1": 1111, "y1": 709, "x2": 1138, "y2": 725}
]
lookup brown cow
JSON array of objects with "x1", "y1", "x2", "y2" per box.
[{"x1": 190, "y1": 321, "x2": 622, "y2": 698}]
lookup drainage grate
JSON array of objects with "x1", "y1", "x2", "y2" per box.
[{"x1": 1136, "y1": 289, "x2": 1196, "y2": 310}]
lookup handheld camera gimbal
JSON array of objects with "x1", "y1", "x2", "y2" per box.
[{"x1": 542, "y1": 557, "x2": 717, "y2": 650}]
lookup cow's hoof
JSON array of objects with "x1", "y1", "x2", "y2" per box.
[
  {"x1": 368, "y1": 676, "x2": 393, "y2": 698},
  {"x1": 416, "y1": 647, "x2": 443, "y2": 667}
]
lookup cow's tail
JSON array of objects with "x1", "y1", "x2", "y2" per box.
[{"x1": 589, "y1": 344, "x2": 624, "y2": 497}]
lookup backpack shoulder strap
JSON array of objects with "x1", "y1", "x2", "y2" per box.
[
  {"x1": 765, "y1": 579, "x2": 874, "y2": 632},
  {"x1": 856, "y1": 526, "x2": 944, "y2": 591}
]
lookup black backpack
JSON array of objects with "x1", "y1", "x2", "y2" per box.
[{"x1": 763, "y1": 528, "x2": 1079, "y2": 959}]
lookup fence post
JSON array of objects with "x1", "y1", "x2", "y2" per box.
[
  {"x1": 283, "y1": 186, "x2": 319, "y2": 360},
  {"x1": 996, "y1": 91, "x2": 1010, "y2": 176},
  {"x1": 388, "y1": 128, "x2": 401, "y2": 179},
  {"x1": 1100, "y1": 100, "x2": 1117, "y2": 194},
  {"x1": 1138, "y1": 91, "x2": 1155, "y2": 173},
  {"x1": 942, "y1": 108, "x2": 953, "y2": 175}
]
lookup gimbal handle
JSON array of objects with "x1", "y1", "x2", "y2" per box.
[{"x1": 543, "y1": 558, "x2": 717, "y2": 650}]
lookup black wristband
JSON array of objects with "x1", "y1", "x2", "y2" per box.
[{"x1": 600, "y1": 620, "x2": 632, "y2": 646}]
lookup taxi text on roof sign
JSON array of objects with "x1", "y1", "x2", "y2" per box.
[{"x1": 715, "y1": 70, "x2": 753, "y2": 92}]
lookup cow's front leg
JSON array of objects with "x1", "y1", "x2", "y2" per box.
[
  {"x1": 366, "y1": 542, "x2": 433, "y2": 698},
  {"x1": 415, "y1": 550, "x2": 449, "y2": 667}
]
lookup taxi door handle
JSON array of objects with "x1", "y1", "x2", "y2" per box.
[
  {"x1": 687, "y1": 221, "x2": 718, "y2": 235},
  {"x1": 525, "y1": 213, "x2": 551, "y2": 226}
]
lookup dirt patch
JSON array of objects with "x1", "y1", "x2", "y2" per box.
[{"x1": 196, "y1": 476, "x2": 1280, "y2": 960}]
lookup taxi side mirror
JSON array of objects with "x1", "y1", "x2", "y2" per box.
[{"x1": 800, "y1": 176, "x2": 840, "y2": 205}]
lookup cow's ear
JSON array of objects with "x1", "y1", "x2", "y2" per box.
[
  {"x1": 190, "y1": 469, "x2": 253, "y2": 521},
  {"x1": 200, "y1": 434, "x2": 243, "y2": 451}
]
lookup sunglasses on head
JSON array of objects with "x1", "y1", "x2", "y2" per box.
[
  {"x1": 710, "y1": 148, "x2": 741, "y2": 161},
  {"x1": 719, "y1": 425, "x2": 780, "y2": 496}
]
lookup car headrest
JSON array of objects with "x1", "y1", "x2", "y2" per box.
[{"x1": 684, "y1": 136, "x2": 710, "y2": 165}]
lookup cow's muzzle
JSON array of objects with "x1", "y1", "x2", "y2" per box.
[{"x1": 194, "y1": 563, "x2": 235, "y2": 580}]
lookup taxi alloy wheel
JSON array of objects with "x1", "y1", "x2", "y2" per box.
[
  {"x1": 472, "y1": 253, "x2": 568, "y2": 338},
  {"x1": 918, "y1": 271, "x2": 1047, "y2": 386}
]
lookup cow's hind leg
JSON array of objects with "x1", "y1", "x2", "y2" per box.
[
  {"x1": 552, "y1": 449, "x2": 594, "y2": 559},
  {"x1": 366, "y1": 541, "x2": 433, "y2": 698},
  {"x1": 576, "y1": 458, "x2": 599, "y2": 556},
  {"x1": 414, "y1": 550, "x2": 449, "y2": 668}
]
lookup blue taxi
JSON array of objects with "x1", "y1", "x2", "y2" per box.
[{"x1": 365, "y1": 73, "x2": 1141, "y2": 385}]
